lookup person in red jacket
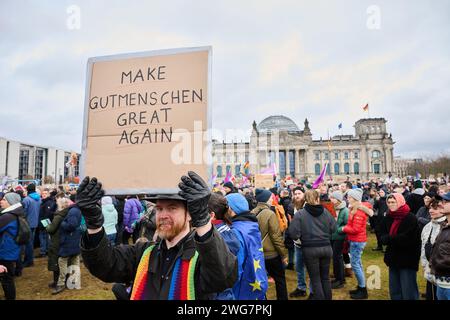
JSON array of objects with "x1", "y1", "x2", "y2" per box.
[{"x1": 342, "y1": 188, "x2": 374, "y2": 299}]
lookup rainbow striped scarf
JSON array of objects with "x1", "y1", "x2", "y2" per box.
[{"x1": 130, "y1": 245, "x2": 199, "y2": 300}]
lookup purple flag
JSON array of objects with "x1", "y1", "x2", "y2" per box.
[
  {"x1": 224, "y1": 170, "x2": 232, "y2": 183},
  {"x1": 313, "y1": 163, "x2": 328, "y2": 189},
  {"x1": 260, "y1": 163, "x2": 277, "y2": 175}
]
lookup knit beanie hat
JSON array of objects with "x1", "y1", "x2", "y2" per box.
[
  {"x1": 4, "y1": 192, "x2": 21, "y2": 206},
  {"x1": 255, "y1": 188, "x2": 272, "y2": 203},
  {"x1": 225, "y1": 193, "x2": 249, "y2": 215},
  {"x1": 347, "y1": 188, "x2": 363, "y2": 202},
  {"x1": 330, "y1": 191, "x2": 344, "y2": 202},
  {"x1": 388, "y1": 193, "x2": 406, "y2": 207},
  {"x1": 414, "y1": 180, "x2": 423, "y2": 189},
  {"x1": 101, "y1": 196, "x2": 113, "y2": 206},
  {"x1": 223, "y1": 182, "x2": 234, "y2": 189}
]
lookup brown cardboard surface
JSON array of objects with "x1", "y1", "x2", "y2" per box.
[
  {"x1": 82, "y1": 48, "x2": 211, "y2": 194},
  {"x1": 254, "y1": 174, "x2": 274, "y2": 189}
]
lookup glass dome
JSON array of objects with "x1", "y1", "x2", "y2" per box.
[{"x1": 257, "y1": 115, "x2": 300, "y2": 132}]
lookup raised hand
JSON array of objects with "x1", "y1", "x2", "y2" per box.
[
  {"x1": 76, "y1": 176, "x2": 105, "y2": 229},
  {"x1": 178, "y1": 171, "x2": 211, "y2": 228}
]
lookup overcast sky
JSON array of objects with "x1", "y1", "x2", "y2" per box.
[{"x1": 1, "y1": 0, "x2": 449, "y2": 159}]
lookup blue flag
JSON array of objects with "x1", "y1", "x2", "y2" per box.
[
  {"x1": 231, "y1": 220, "x2": 268, "y2": 300},
  {"x1": 338, "y1": 123, "x2": 342, "y2": 129}
]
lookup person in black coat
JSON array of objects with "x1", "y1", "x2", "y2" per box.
[
  {"x1": 279, "y1": 189, "x2": 295, "y2": 270},
  {"x1": 406, "y1": 180, "x2": 425, "y2": 215},
  {"x1": 380, "y1": 193, "x2": 421, "y2": 300},
  {"x1": 372, "y1": 188, "x2": 389, "y2": 251},
  {"x1": 39, "y1": 189, "x2": 57, "y2": 257},
  {"x1": 77, "y1": 172, "x2": 237, "y2": 300}
]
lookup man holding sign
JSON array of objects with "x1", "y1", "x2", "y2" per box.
[{"x1": 77, "y1": 171, "x2": 237, "y2": 300}]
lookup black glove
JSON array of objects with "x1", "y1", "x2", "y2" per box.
[
  {"x1": 76, "y1": 176, "x2": 105, "y2": 229},
  {"x1": 178, "y1": 171, "x2": 211, "y2": 228}
]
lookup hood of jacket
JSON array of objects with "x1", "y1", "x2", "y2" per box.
[
  {"x1": 356, "y1": 202, "x2": 374, "y2": 217},
  {"x1": 335, "y1": 201, "x2": 347, "y2": 211},
  {"x1": 412, "y1": 188, "x2": 425, "y2": 196},
  {"x1": 28, "y1": 192, "x2": 41, "y2": 201},
  {"x1": 232, "y1": 212, "x2": 258, "y2": 223},
  {"x1": 304, "y1": 203, "x2": 324, "y2": 217},
  {"x1": 251, "y1": 202, "x2": 270, "y2": 217},
  {"x1": 102, "y1": 203, "x2": 117, "y2": 213}
]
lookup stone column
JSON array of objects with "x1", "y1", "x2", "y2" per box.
[
  {"x1": 285, "y1": 149, "x2": 290, "y2": 177},
  {"x1": 295, "y1": 148, "x2": 300, "y2": 177}
]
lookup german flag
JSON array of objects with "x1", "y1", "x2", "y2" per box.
[
  {"x1": 243, "y1": 161, "x2": 250, "y2": 169},
  {"x1": 363, "y1": 103, "x2": 369, "y2": 111}
]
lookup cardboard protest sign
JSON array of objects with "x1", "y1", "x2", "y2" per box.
[
  {"x1": 81, "y1": 47, "x2": 212, "y2": 195},
  {"x1": 254, "y1": 174, "x2": 274, "y2": 189}
]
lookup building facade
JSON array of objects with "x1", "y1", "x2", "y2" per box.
[
  {"x1": 393, "y1": 156, "x2": 423, "y2": 178},
  {"x1": 0, "y1": 136, "x2": 80, "y2": 185},
  {"x1": 212, "y1": 115, "x2": 395, "y2": 181}
]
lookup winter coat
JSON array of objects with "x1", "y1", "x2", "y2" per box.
[
  {"x1": 0, "y1": 204, "x2": 22, "y2": 261},
  {"x1": 22, "y1": 192, "x2": 41, "y2": 228},
  {"x1": 379, "y1": 212, "x2": 421, "y2": 271},
  {"x1": 288, "y1": 204, "x2": 336, "y2": 248},
  {"x1": 343, "y1": 202, "x2": 373, "y2": 242},
  {"x1": 373, "y1": 196, "x2": 388, "y2": 217},
  {"x1": 251, "y1": 203, "x2": 287, "y2": 260},
  {"x1": 420, "y1": 216, "x2": 447, "y2": 284},
  {"x1": 102, "y1": 204, "x2": 118, "y2": 236},
  {"x1": 39, "y1": 197, "x2": 57, "y2": 230},
  {"x1": 406, "y1": 192, "x2": 425, "y2": 215},
  {"x1": 58, "y1": 205, "x2": 82, "y2": 257},
  {"x1": 430, "y1": 221, "x2": 450, "y2": 289},
  {"x1": 136, "y1": 209, "x2": 157, "y2": 241},
  {"x1": 332, "y1": 206, "x2": 349, "y2": 241},
  {"x1": 279, "y1": 197, "x2": 295, "y2": 221},
  {"x1": 416, "y1": 206, "x2": 431, "y2": 232},
  {"x1": 81, "y1": 228, "x2": 237, "y2": 300},
  {"x1": 46, "y1": 207, "x2": 70, "y2": 271},
  {"x1": 123, "y1": 199, "x2": 142, "y2": 232},
  {"x1": 279, "y1": 197, "x2": 295, "y2": 249}
]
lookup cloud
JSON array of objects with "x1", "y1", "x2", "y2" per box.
[{"x1": 1, "y1": 0, "x2": 449, "y2": 160}]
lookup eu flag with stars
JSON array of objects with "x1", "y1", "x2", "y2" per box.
[{"x1": 231, "y1": 220, "x2": 268, "y2": 300}]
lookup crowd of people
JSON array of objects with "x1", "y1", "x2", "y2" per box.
[{"x1": 1, "y1": 173, "x2": 449, "y2": 301}]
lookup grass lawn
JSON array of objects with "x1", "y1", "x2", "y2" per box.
[
  {"x1": 8, "y1": 230, "x2": 426, "y2": 300},
  {"x1": 267, "y1": 230, "x2": 427, "y2": 300}
]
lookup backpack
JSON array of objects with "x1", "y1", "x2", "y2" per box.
[
  {"x1": 272, "y1": 202, "x2": 288, "y2": 232},
  {"x1": 7, "y1": 211, "x2": 32, "y2": 245}
]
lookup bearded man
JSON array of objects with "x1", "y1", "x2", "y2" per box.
[{"x1": 77, "y1": 171, "x2": 237, "y2": 300}]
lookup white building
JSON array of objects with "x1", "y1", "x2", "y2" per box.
[
  {"x1": 393, "y1": 156, "x2": 423, "y2": 178},
  {"x1": 0, "y1": 136, "x2": 80, "y2": 185},
  {"x1": 213, "y1": 115, "x2": 395, "y2": 181}
]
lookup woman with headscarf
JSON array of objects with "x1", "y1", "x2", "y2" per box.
[{"x1": 379, "y1": 193, "x2": 421, "y2": 300}]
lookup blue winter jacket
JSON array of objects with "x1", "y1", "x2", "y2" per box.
[
  {"x1": 0, "y1": 204, "x2": 22, "y2": 261},
  {"x1": 58, "y1": 205, "x2": 82, "y2": 257},
  {"x1": 22, "y1": 192, "x2": 41, "y2": 228}
]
